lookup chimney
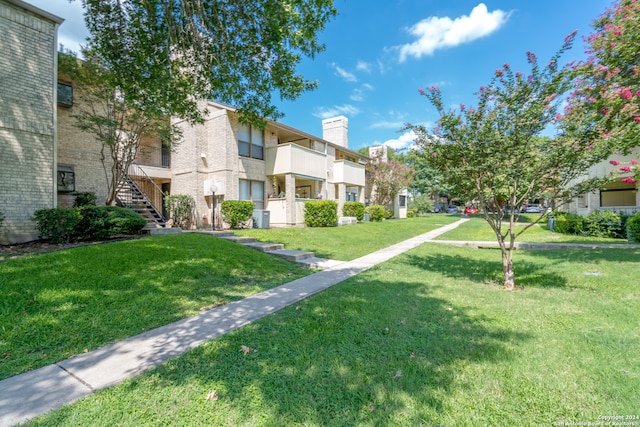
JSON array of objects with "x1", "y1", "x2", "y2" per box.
[{"x1": 322, "y1": 116, "x2": 348, "y2": 148}]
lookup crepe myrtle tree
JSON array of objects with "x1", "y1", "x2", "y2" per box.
[
  {"x1": 409, "y1": 32, "x2": 612, "y2": 290},
  {"x1": 568, "y1": 0, "x2": 640, "y2": 182}
]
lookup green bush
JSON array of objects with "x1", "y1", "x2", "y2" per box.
[
  {"x1": 221, "y1": 200, "x2": 254, "y2": 229},
  {"x1": 553, "y1": 210, "x2": 626, "y2": 238},
  {"x1": 33, "y1": 208, "x2": 82, "y2": 243},
  {"x1": 627, "y1": 213, "x2": 640, "y2": 242},
  {"x1": 365, "y1": 204, "x2": 386, "y2": 222},
  {"x1": 304, "y1": 200, "x2": 337, "y2": 227},
  {"x1": 33, "y1": 206, "x2": 146, "y2": 243},
  {"x1": 343, "y1": 202, "x2": 365, "y2": 221},
  {"x1": 407, "y1": 209, "x2": 416, "y2": 218},
  {"x1": 73, "y1": 192, "x2": 97, "y2": 208},
  {"x1": 103, "y1": 206, "x2": 147, "y2": 235},
  {"x1": 384, "y1": 209, "x2": 394, "y2": 220},
  {"x1": 165, "y1": 194, "x2": 195, "y2": 229},
  {"x1": 410, "y1": 194, "x2": 434, "y2": 214},
  {"x1": 78, "y1": 206, "x2": 146, "y2": 239}
]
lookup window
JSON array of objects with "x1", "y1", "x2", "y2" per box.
[
  {"x1": 57, "y1": 82, "x2": 73, "y2": 107},
  {"x1": 238, "y1": 123, "x2": 264, "y2": 160},
  {"x1": 57, "y1": 165, "x2": 75, "y2": 192},
  {"x1": 239, "y1": 179, "x2": 264, "y2": 209},
  {"x1": 399, "y1": 195, "x2": 406, "y2": 207}
]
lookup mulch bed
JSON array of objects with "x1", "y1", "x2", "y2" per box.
[{"x1": 0, "y1": 235, "x2": 143, "y2": 260}]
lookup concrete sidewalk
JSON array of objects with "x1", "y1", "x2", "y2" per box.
[{"x1": 0, "y1": 219, "x2": 468, "y2": 427}]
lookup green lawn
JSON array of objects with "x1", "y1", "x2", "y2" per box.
[
  {"x1": 25, "y1": 243, "x2": 640, "y2": 426},
  {"x1": 436, "y1": 216, "x2": 630, "y2": 244},
  {"x1": 235, "y1": 215, "x2": 460, "y2": 261},
  {"x1": 0, "y1": 234, "x2": 311, "y2": 380}
]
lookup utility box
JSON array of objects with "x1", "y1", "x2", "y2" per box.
[{"x1": 252, "y1": 209, "x2": 270, "y2": 229}]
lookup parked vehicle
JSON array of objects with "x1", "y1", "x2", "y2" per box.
[
  {"x1": 524, "y1": 204, "x2": 543, "y2": 213},
  {"x1": 446, "y1": 205, "x2": 459, "y2": 214},
  {"x1": 464, "y1": 206, "x2": 478, "y2": 215}
]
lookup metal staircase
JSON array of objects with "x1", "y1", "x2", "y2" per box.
[{"x1": 116, "y1": 164, "x2": 166, "y2": 229}]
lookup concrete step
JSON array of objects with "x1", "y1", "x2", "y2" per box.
[
  {"x1": 265, "y1": 249, "x2": 315, "y2": 262},
  {"x1": 296, "y1": 257, "x2": 344, "y2": 269},
  {"x1": 241, "y1": 241, "x2": 285, "y2": 252},
  {"x1": 217, "y1": 235, "x2": 257, "y2": 244}
]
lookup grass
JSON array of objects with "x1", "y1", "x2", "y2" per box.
[
  {"x1": 235, "y1": 215, "x2": 460, "y2": 261},
  {"x1": 24, "y1": 243, "x2": 640, "y2": 426},
  {"x1": 0, "y1": 234, "x2": 311, "y2": 380},
  {"x1": 436, "y1": 216, "x2": 631, "y2": 244}
]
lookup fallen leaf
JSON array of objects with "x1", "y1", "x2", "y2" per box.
[
  {"x1": 446, "y1": 307, "x2": 453, "y2": 311},
  {"x1": 296, "y1": 305, "x2": 302, "y2": 310},
  {"x1": 206, "y1": 390, "x2": 219, "y2": 401},
  {"x1": 241, "y1": 345, "x2": 255, "y2": 355},
  {"x1": 410, "y1": 351, "x2": 416, "y2": 359},
  {"x1": 400, "y1": 319, "x2": 406, "y2": 326},
  {"x1": 393, "y1": 369, "x2": 402, "y2": 379}
]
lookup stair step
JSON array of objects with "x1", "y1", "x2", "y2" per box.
[
  {"x1": 265, "y1": 249, "x2": 315, "y2": 262},
  {"x1": 218, "y1": 235, "x2": 257, "y2": 244},
  {"x1": 241, "y1": 241, "x2": 285, "y2": 252}
]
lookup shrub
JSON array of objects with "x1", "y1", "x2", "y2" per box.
[
  {"x1": 627, "y1": 213, "x2": 640, "y2": 242},
  {"x1": 221, "y1": 200, "x2": 254, "y2": 229},
  {"x1": 33, "y1": 208, "x2": 82, "y2": 243},
  {"x1": 365, "y1": 204, "x2": 386, "y2": 222},
  {"x1": 103, "y1": 206, "x2": 147, "y2": 235},
  {"x1": 410, "y1": 194, "x2": 434, "y2": 214},
  {"x1": 343, "y1": 202, "x2": 365, "y2": 221},
  {"x1": 165, "y1": 194, "x2": 195, "y2": 229},
  {"x1": 73, "y1": 192, "x2": 97, "y2": 208},
  {"x1": 78, "y1": 206, "x2": 146, "y2": 239},
  {"x1": 553, "y1": 210, "x2": 627, "y2": 239},
  {"x1": 304, "y1": 200, "x2": 337, "y2": 227},
  {"x1": 407, "y1": 209, "x2": 416, "y2": 218},
  {"x1": 384, "y1": 209, "x2": 394, "y2": 219}
]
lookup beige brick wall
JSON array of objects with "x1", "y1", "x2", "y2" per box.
[{"x1": 0, "y1": 1, "x2": 61, "y2": 244}]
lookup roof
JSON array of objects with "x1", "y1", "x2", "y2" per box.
[{"x1": 4, "y1": 0, "x2": 64, "y2": 24}]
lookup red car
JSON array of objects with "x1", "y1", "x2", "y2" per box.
[{"x1": 464, "y1": 206, "x2": 478, "y2": 215}]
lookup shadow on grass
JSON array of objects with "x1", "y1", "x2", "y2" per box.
[
  {"x1": 0, "y1": 234, "x2": 310, "y2": 379},
  {"x1": 44, "y1": 275, "x2": 532, "y2": 426},
  {"x1": 402, "y1": 251, "x2": 569, "y2": 289}
]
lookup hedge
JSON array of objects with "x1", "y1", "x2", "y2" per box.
[
  {"x1": 552, "y1": 210, "x2": 628, "y2": 239},
  {"x1": 627, "y1": 213, "x2": 640, "y2": 242},
  {"x1": 365, "y1": 204, "x2": 386, "y2": 222},
  {"x1": 304, "y1": 200, "x2": 338, "y2": 227},
  {"x1": 221, "y1": 200, "x2": 254, "y2": 229},
  {"x1": 343, "y1": 202, "x2": 365, "y2": 221}
]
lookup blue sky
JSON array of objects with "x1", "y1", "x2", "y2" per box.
[{"x1": 34, "y1": 0, "x2": 612, "y2": 151}]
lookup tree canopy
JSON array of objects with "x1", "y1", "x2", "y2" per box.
[
  {"x1": 79, "y1": 0, "x2": 337, "y2": 126},
  {"x1": 409, "y1": 33, "x2": 612, "y2": 290}
]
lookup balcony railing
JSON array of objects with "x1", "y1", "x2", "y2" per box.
[
  {"x1": 265, "y1": 143, "x2": 326, "y2": 179},
  {"x1": 134, "y1": 145, "x2": 171, "y2": 168},
  {"x1": 333, "y1": 159, "x2": 365, "y2": 185}
]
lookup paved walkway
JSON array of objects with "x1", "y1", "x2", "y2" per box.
[{"x1": 0, "y1": 219, "x2": 468, "y2": 427}]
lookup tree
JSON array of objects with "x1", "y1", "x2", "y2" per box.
[
  {"x1": 409, "y1": 33, "x2": 612, "y2": 290},
  {"x1": 80, "y1": 0, "x2": 337, "y2": 126},
  {"x1": 569, "y1": 0, "x2": 640, "y2": 181},
  {"x1": 59, "y1": 51, "x2": 178, "y2": 206},
  {"x1": 365, "y1": 151, "x2": 414, "y2": 209}
]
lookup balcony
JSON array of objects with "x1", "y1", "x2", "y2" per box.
[
  {"x1": 134, "y1": 145, "x2": 172, "y2": 179},
  {"x1": 265, "y1": 143, "x2": 326, "y2": 179},
  {"x1": 333, "y1": 159, "x2": 365, "y2": 185}
]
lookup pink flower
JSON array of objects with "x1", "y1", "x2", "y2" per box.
[
  {"x1": 621, "y1": 88, "x2": 632, "y2": 99},
  {"x1": 603, "y1": 133, "x2": 612, "y2": 138},
  {"x1": 495, "y1": 69, "x2": 504, "y2": 77},
  {"x1": 632, "y1": 159, "x2": 639, "y2": 165},
  {"x1": 622, "y1": 177, "x2": 637, "y2": 184},
  {"x1": 634, "y1": 117, "x2": 640, "y2": 122},
  {"x1": 418, "y1": 88, "x2": 426, "y2": 95},
  {"x1": 610, "y1": 160, "x2": 621, "y2": 165},
  {"x1": 460, "y1": 103, "x2": 465, "y2": 111},
  {"x1": 516, "y1": 72, "x2": 523, "y2": 78},
  {"x1": 602, "y1": 109, "x2": 609, "y2": 115},
  {"x1": 431, "y1": 152, "x2": 437, "y2": 158},
  {"x1": 620, "y1": 166, "x2": 631, "y2": 172},
  {"x1": 526, "y1": 51, "x2": 537, "y2": 64}
]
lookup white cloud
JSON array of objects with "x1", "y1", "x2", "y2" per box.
[
  {"x1": 382, "y1": 130, "x2": 418, "y2": 151},
  {"x1": 370, "y1": 120, "x2": 406, "y2": 130},
  {"x1": 333, "y1": 65, "x2": 357, "y2": 82},
  {"x1": 350, "y1": 84, "x2": 374, "y2": 102},
  {"x1": 313, "y1": 104, "x2": 361, "y2": 119},
  {"x1": 29, "y1": 0, "x2": 89, "y2": 53},
  {"x1": 356, "y1": 61, "x2": 372, "y2": 73},
  {"x1": 396, "y1": 3, "x2": 510, "y2": 62}
]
